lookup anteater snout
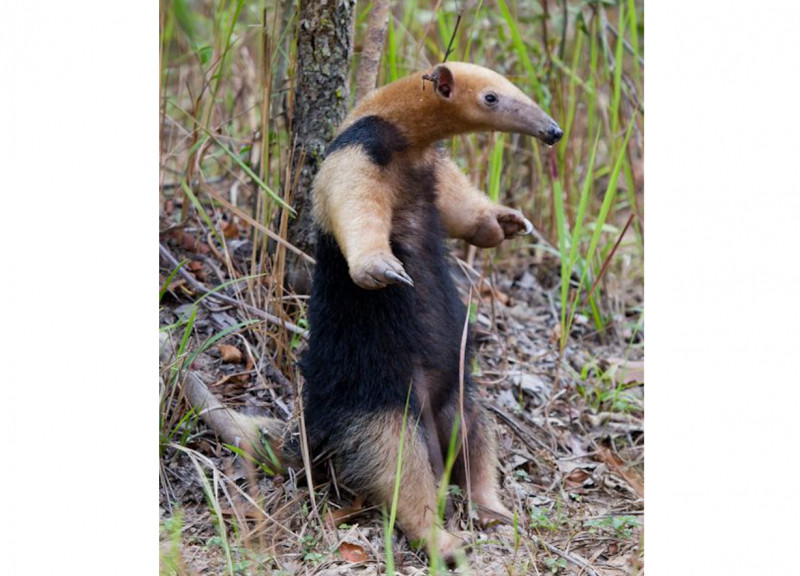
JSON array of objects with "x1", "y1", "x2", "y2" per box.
[{"x1": 543, "y1": 124, "x2": 563, "y2": 146}]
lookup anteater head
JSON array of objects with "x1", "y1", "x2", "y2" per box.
[{"x1": 422, "y1": 62, "x2": 563, "y2": 145}]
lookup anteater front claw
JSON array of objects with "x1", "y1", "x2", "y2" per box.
[
  {"x1": 518, "y1": 217, "x2": 534, "y2": 236},
  {"x1": 385, "y1": 269, "x2": 415, "y2": 287}
]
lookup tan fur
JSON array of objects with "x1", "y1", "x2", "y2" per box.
[
  {"x1": 434, "y1": 399, "x2": 513, "y2": 527},
  {"x1": 313, "y1": 147, "x2": 405, "y2": 289},
  {"x1": 346, "y1": 62, "x2": 556, "y2": 149},
  {"x1": 465, "y1": 417, "x2": 514, "y2": 525},
  {"x1": 354, "y1": 412, "x2": 461, "y2": 560},
  {"x1": 434, "y1": 155, "x2": 532, "y2": 246},
  {"x1": 309, "y1": 62, "x2": 561, "y2": 556},
  {"x1": 313, "y1": 63, "x2": 547, "y2": 289}
]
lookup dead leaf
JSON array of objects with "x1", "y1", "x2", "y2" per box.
[
  {"x1": 479, "y1": 283, "x2": 511, "y2": 306},
  {"x1": 173, "y1": 230, "x2": 210, "y2": 254},
  {"x1": 607, "y1": 357, "x2": 644, "y2": 384},
  {"x1": 243, "y1": 352, "x2": 254, "y2": 372},
  {"x1": 597, "y1": 445, "x2": 644, "y2": 498},
  {"x1": 518, "y1": 373, "x2": 548, "y2": 398},
  {"x1": 222, "y1": 219, "x2": 240, "y2": 239},
  {"x1": 326, "y1": 495, "x2": 365, "y2": 528},
  {"x1": 218, "y1": 344, "x2": 243, "y2": 363},
  {"x1": 566, "y1": 433, "x2": 588, "y2": 457},
  {"x1": 564, "y1": 467, "x2": 593, "y2": 488},
  {"x1": 187, "y1": 260, "x2": 206, "y2": 282},
  {"x1": 339, "y1": 542, "x2": 369, "y2": 563},
  {"x1": 496, "y1": 388, "x2": 520, "y2": 411}
]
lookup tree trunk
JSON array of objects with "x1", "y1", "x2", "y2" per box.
[{"x1": 287, "y1": 0, "x2": 356, "y2": 293}]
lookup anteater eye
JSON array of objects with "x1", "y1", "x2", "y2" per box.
[{"x1": 484, "y1": 93, "x2": 498, "y2": 105}]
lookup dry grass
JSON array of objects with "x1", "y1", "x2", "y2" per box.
[{"x1": 159, "y1": 1, "x2": 644, "y2": 574}]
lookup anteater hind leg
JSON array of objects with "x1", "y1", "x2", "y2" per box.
[
  {"x1": 336, "y1": 411, "x2": 461, "y2": 560},
  {"x1": 440, "y1": 400, "x2": 513, "y2": 526}
]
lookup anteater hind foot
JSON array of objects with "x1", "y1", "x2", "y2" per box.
[
  {"x1": 437, "y1": 399, "x2": 513, "y2": 527},
  {"x1": 335, "y1": 411, "x2": 462, "y2": 561}
]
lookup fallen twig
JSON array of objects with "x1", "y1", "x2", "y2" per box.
[
  {"x1": 160, "y1": 333, "x2": 286, "y2": 471},
  {"x1": 487, "y1": 404, "x2": 558, "y2": 464},
  {"x1": 585, "y1": 213, "x2": 634, "y2": 304},
  {"x1": 527, "y1": 533, "x2": 600, "y2": 576}
]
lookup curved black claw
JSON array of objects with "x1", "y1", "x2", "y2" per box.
[{"x1": 384, "y1": 269, "x2": 414, "y2": 287}]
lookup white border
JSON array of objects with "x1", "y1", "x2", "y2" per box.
[
  {"x1": 3, "y1": 1, "x2": 800, "y2": 574},
  {"x1": 647, "y1": 1, "x2": 800, "y2": 574},
  {"x1": 2, "y1": 2, "x2": 156, "y2": 574}
]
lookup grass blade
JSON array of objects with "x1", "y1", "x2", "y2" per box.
[
  {"x1": 610, "y1": 2, "x2": 626, "y2": 135},
  {"x1": 488, "y1": 133, "x2": 504, "y2": 203},
  {"x1": 496, "y1": 0, "x2": 546, "y2": 104},
  {"x1": 577, "y1": 122, "x2": 635, "y2": 332},
  {"x1": 159, "y1": 258, "x2": 187, "y2": 304}
]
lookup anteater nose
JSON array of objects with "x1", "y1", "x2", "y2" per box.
[{"x1": 546, "y1": 125, "x2": 564, "y2": 145}]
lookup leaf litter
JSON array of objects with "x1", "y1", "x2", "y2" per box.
[{"x1": 159, "y1": 202, "x2": 644, "y2": 575}]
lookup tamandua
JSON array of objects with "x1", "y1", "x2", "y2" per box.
[{"x1": 300, "y1": 62, "x2": 563, "y2": 560}]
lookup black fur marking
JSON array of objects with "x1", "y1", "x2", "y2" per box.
[
  {"x1": 326, "y1": 116, "x2": 409, "y2": 166},
  {"x1": 301, "y1": 160, "x2": 478, "y2": 461}
]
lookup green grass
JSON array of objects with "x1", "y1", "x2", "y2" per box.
[
  {"x1": 585, "y1": 514, "x2": 640, "y2": 540},
  {"x1": 496, "y1": 0, "x2": 546, "y2": 105},
  {"x1": 159, "y1": 507, "x2": 185, "y2": 575},
  {"x1": 383, "y1": 384, "x2": 414, "y2": 575},
  {"x1": 488, "y1": 132, "x2": 505, "y2": 204}
]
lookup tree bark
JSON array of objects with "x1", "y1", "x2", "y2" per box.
[{"x1": 287, "y1": 0, "x2": 356, "y2": 293}]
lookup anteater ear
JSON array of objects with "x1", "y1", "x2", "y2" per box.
[{"x1": 430, "y1": 65, "x2": 455, "y2": 100}]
